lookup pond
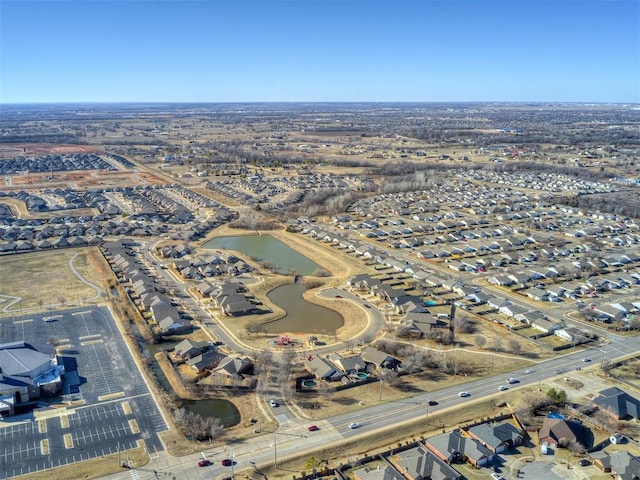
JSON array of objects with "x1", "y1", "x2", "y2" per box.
[
  {"x1": 203, "y1": 235, "x2": 322, "y2": 276},
  {"x1": 144, "y1": 341, "x2": 240, "y2": 427},
  {"x1": 264, "y1": 283, "x2": 343, "y2": 334}
]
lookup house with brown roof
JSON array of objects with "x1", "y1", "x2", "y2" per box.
[{"x1": 538, "y1": 417, "x2": 583, "y2": 448}]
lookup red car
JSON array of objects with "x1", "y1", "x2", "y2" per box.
[
  {"x1": 197, "y1": 459, "x2": 212, "y2": 467},
  {"x1": 221, "y1": 459, "x2": 234, "y2": 467},
  {"x1": 307, "y1": 425, "x2": 319, "y2": 431}
]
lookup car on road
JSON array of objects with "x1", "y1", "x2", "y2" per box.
[
  {"x1": 307, "y1": 425, "x2": 319, "y2": 431},
  {"x1": 197, "y1": 460, "x2": 212, "y2": 467},
  {"x1": 335, "y1": 295, "x2": 342, "y2": 298},
  {"x1": 490, "y1": 474, "x2": 505, "y2": 480},
  {"x1": 498, "y1": 385, "x2": 508, "y2": 391},
  {"x1": 458, "y1": 391, "x2": 470, "y2": 397},
  {"x1": 428, "y1": 400, "x2": 438, "y2": 406},
  {"x1": 582, "y1": 357, "x2": 591, "y2": 362},
  {"x1": 269, "y1": 400, "x2": 279, "y2": 407},
  {"x1": 348, "y1": 422, "x2": 360, "y2": 429},
  {"x1": 577, "y1": 459, "x2": 591, "y2": 466},
  {"x1": 221, "y1": 459, "x2": 234, "y2": 467},
  {"x1": 523, "y1": 369, "x2": 533, "y2": 374},
  {"x1": 364, "y1": 304, "x2": 371, "y2": 308},
  {"x1": 43, "y1": 316, "x2": 55, "y2": 322},
  {"x1": 506, "y1": 377, "x2": 519, "y2": 384}
]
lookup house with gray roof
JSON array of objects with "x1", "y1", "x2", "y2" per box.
[
  {"x1": 186, "y1": 350, "x2": 226, "y2": 373},
  {"x1": 329, "y1": 354, "x2": 366, "y2": 374},
  {"x1": 466, "y1": 420, "x2": 524, "y2": 453},
  {"x1": 424, "y1": 430, "x2": 494, "y2": 467},
  {"x1": 392, "y1": 444, "x2": 462, "y2": 480},
  {"x1": 353, "y1": 465, "x2": 405, "y2": 480},
  {"x1": 590, "y1": 451, "x2": 640, "y2": 480},
  {"x1": 593, "y1": 387, "x2": 640, "y2": 420},
  {"x1": 173, "y1": 339, "x2": 210, "y2": 360}
]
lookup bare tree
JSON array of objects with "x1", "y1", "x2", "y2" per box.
[
  {"x1": 508, "y1": 339, "x2": 522, "y2": 354},
  {"x1": 474, "y1": 335, "x2": 487, "y2": 348}
]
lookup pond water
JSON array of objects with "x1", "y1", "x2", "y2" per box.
[
  {"x1": 264, "y1": 283, "x2": 343, "y2": 334},
  {"x1": 203, "y1": 235, "x2": 322, "y2": 276},
  {"x1": 144, "y1": 341, "x2": 240, "y2": 427}
]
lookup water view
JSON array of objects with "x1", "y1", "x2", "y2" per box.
[
  {"x1": 265, "y1": 283, "x2": 343, "y2": 334},
  {"x1": 204, "y1": 235, "x2": 322, "y2": 276}
]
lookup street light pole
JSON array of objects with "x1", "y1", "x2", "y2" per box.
[
  {"x1": 539, "y1": 367, "x2": 543, "y2": 391},
  {"x1": 273, "y1": 434, "x2": 278, "y2": 469}
]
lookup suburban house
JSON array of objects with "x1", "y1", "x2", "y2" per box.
[
  {"x1": 303, "y1": 357, "x2": 341, "y2": 381},
  {"x1": 466, "y1": 420, "x2": 524, "y2": 453},
  {"x1": 360, "y1": 346, "x2": 400, "y2": 370},
  {"x1": 589, "y1": 450, "x2": 640, "y2": 480},
  {"x1": 173, "y1": 339, "x2": 210, "y2": 360},
  {"x1": 398, "y1": 312, "x2": 447, "y2": 338},
  {"x1": 211, "y1": 357, "x2": 252, "y2": 378},
  {"x1": 329, "y1": 354, "x2": 366, "y2": 374},
  {"x1": 392, "y1": 444, "x2": 462, "y2": 480},
  {"x1": 424, "y1": 430, "x2": 494, "y2": 467},
  {"x1": 186, "y1": 350, "x2": 226, "y2": 373},
  {"x1": 353, "y1": 466, "x2": 405, "y2": 480},
  {"x1": 592, "y1": 387, "x2": 640, "y2": 420},
  {"x1": 538, "y1": 417, "x2": 583, "y2": 448}
]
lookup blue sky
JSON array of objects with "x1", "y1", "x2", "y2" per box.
[{"x1": 1, "y1": 0, "x2": 639, "y2": 103}]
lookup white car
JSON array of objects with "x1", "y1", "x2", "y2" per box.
[
  {"x1": 269, "y1": 400, "x2": 279, "y2": 407},
  {"x1": 491, "y1": 474, "x2": 505, "y2": 480},
  {"x1": 506, "y1": 377, "x2": 519, "y2": 384},
  {"x1": 582, "y1": 357, "x2": 591, "y2": 362},
  {"x1": 458, "y1": 391, "x2": 470, "y2": 397},
  {"x1": 498, "y1": 385, "x2": 508, "y2": 391},
  {"x1": 348, "y1": 422, "x2": 360, "y2": 429}
]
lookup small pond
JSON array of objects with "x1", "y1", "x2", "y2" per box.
[
  {"x1": 144, "y1": 342, "x2": 240, "y2": 427},
  {"x1": 204, "y1": 235, "x2": 323, "y2": 276},
  {"x1": 264, "y1": 283, "x2": 343, "y2": 334}
]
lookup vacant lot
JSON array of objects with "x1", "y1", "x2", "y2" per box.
[{"x1": 0, "y1": 247, "x2": 110, "y2": 311}]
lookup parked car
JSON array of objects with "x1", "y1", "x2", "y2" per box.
[
  {"x1": 348, "y1": 422, "x2": 360, "y2": 429},
  {"x1": 458, "y1": 391, "x2": 470, "y2": 397},
  {"x1": 269, "y1": 400, "x2": 279, "y2": 407},
  {"x1": 490, "y1": 474, "x2": 505, "y2": 480},
  {"x1": 197, "y1": 460, "x2": 212, "y2": 467},
  {"x1": 307, "y1": 425, "x2": 319, "y2": 431},
  {"x1": 577, "y1": 459, "x2": 591, "y2": 466}
]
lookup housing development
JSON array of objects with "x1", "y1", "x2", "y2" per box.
[{"x1": 0, "y1": 102, "x2": 639, "y2": 480}]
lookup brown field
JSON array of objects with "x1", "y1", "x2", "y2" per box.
[
  {"x1": 0, "y1": 247, "x2": 111, "y2": 311},
  {"x1": 0, "y1": 144, "x2": 100, "y2": 158},
  {"x1": 4, "y1": 169, "x2": 166, "y2": 190}
]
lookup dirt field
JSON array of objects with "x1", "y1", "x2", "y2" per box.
[
  {"x1": 3, "y1": 169, "x2": 166, "y2": 190},
  {"x1": 0, "y1": 144, "x2": 100, "y2": 158}
]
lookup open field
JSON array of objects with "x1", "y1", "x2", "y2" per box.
[{"x1": 0, "y1": 247, "x2": 110, "y2": 311}]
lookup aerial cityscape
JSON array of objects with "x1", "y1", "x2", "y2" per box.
[{"x1": 1, "y1": 2, "x2": 639, "y2": 480}]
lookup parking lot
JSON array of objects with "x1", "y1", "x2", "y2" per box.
[{"x1": 0, "y1": 306, "x2": 167, "y2": 478}]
